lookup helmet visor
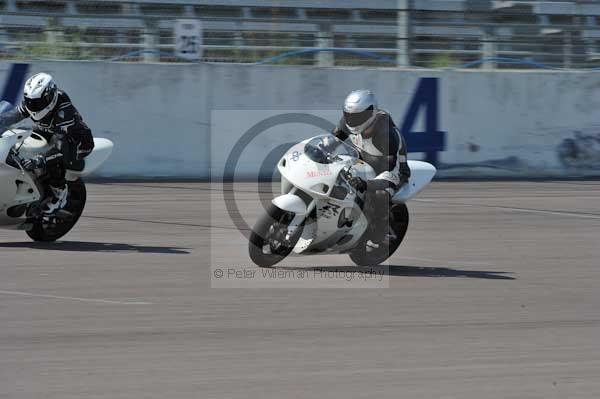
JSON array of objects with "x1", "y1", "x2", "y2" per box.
[
  {"x1": 24, "y1": 96, "x2": 52, "y2": 112},
  {"x1": 344, "y1": 106, "x2": 374, "y2": 128}
]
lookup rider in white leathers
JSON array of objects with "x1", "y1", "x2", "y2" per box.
[{"x1": 332, "y1": 90, "x2": 411, "y2": 249}]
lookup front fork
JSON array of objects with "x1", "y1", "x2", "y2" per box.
[
  {"x1": 290, "y1": 191, "x2": 313, "y2": 239},
  {"x1": 276, "y1": 187, "x2": 315, "y2": 239}
]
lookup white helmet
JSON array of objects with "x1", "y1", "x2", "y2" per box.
[
  {"x1": 23, "y1": 73, "x2": 59, "y2": 121},
  {"x1": 343, "y1": 89, "x2": 378, "y2": 135}
]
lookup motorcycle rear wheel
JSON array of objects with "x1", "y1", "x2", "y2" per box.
[
  {"x1": 349, "y1": 203, "x2": 409, "y2": 267},
  {"x1": 26, "y1": 179, "x2": 87, "y2": 242},
  {"x1": 249, "y1": 204, "x2": 304, "y2": 268}
]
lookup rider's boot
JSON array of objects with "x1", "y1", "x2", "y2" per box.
[
  {"x1": 366, "y1": 212, "x2": 393, "y2": 252},
  {"x1": 41, "y1": 184, "x2": 69, "y2": 215}
]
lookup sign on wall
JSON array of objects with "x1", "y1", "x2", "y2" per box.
[{"x1": 174, "y1": 20, "x2": 203, "y2": 61}]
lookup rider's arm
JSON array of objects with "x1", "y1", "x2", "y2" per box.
[{"x1": 372, "y1": 113, "x2": 411, "y2": 186}]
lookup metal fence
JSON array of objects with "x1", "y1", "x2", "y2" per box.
[{"x1": 2, "y1": 0, "x2": 600, "y2": 69}]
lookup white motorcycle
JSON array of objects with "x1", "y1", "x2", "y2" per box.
[
  {"x1": 0, "y1": 101, "x2": 113, "y2": 241},
  {"x1": 249, "y1": 134, "x2": 436, "y2": 267}
]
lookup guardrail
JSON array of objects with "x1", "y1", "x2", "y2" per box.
[{"x1": 4, "y1": 3, "x2": 600, "y2": 68}]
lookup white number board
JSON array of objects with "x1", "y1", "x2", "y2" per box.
[{"x1": 174, "y1": 19, "x2": 203, "y2": 61}]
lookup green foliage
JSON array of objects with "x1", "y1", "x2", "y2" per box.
[
  {"x1": 13, "y1": 19, "x2": 99, "y2": 61},
  {"x1": 428, "y1": 53, "x2": 458, "y2": 68}
]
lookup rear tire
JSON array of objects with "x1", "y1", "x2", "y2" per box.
[
  {"x1": 349, "y1": 203, "x2": 409, "y2": 267},
  {"x1": 26, "y1": 179, "x2": 87, "y2": 242},
  {"x1": 249, "y1": 204, "x2": 304, "y2": 268}
]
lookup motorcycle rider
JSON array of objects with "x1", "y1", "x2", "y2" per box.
[
  {"x1": 0, "y1": 72, "x2": 94, "y2": 214},
  {"x1": 332, "y1": 89, "x2": 411, "y2": 250}
]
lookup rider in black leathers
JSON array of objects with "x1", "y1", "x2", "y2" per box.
[{"x1": 0, "y1": 73, "x2": 94, "y2": 214}]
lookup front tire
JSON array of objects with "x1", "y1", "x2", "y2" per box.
[
  {"x1": 26, "y1": 179, "x2": 87, "y2": 242},
  {"x1": 349, "y1": 203, "x2": 409, "y2": 267},
  {"x1": 249, "y1": 204, "x2": 304, "y2": 268}
]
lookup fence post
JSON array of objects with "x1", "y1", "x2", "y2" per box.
[
  {"x1": 564, "y1": 30, "x2": 572, "y2": 68},
  {"x1": 482, "y1": 31, "x2": 497, "y2": 69},
  {"x1": 143, "y1": 22, "x2": 159, "y2": 63},
  {"x1": 316, "y1": 24, "x2": 334, "y2": 67},
  {"x1": 46, "y1": 17, "x2": 64, "y2": 59},
  {"x1": 397, "y1": 0, "x2": 410, "y2": 67}
]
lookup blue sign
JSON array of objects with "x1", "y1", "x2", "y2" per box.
[{"x1": 1, "y1": 63, "x2": 29, "y2": 105}]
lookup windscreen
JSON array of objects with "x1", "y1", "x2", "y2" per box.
[{"x1": 303, "y1": 135, "x2": 359, "y2": 164}]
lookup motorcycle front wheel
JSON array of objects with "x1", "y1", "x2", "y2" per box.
[
  {"x1": 349, "y1": 203, "x2": 409, "y2": 267},
  {"x1": 249, "y1": 203, "x2": 304, "y2": 268},
  {"x1": 26, "y1": 178, "x2": 87, "y2": 242}
]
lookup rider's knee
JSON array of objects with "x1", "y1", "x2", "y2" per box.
[
  {"x1": 368, "y1": 178, "x2": 391, "y2": 192},
  {"x1": 375, "y1": 189, "x2": 391, "y2": 202},
  {"x1": 367, "y1": 179, "x2": 395, "y2": 199}
]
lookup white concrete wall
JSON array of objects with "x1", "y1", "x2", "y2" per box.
[{"x1": 2, "y1": 61, "x2": 600, "y2": 178}]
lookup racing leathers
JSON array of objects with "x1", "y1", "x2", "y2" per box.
[
  {"x1": 0, "y1": 90, "x2": 94, "y2": 203},
  {"x1": 332, "y1": 110, "x2": 410, "y2": 244}
]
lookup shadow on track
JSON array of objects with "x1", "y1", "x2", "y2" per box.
[
  {"x1": 0, "y1": 241, "x2": 190, "y2": 254},
  {"x1": 274, "y1": 265, "x2": 514, "y2": 280}
]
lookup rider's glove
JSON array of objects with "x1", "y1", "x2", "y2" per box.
[
  {"x1": 22, "y1": 154, "x2": 46, "y2": 171},
  {"x1": 348, "y1": 176, "x2": 367, "y2": 193}
]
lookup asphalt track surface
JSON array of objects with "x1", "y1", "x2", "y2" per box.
[{"x1": 1, "y1": 181, "x2": 599, "y2": 399}]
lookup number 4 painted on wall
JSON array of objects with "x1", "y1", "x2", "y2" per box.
[{"x1": 400, "y1": 77, "x2": 446, "y2": 166}]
